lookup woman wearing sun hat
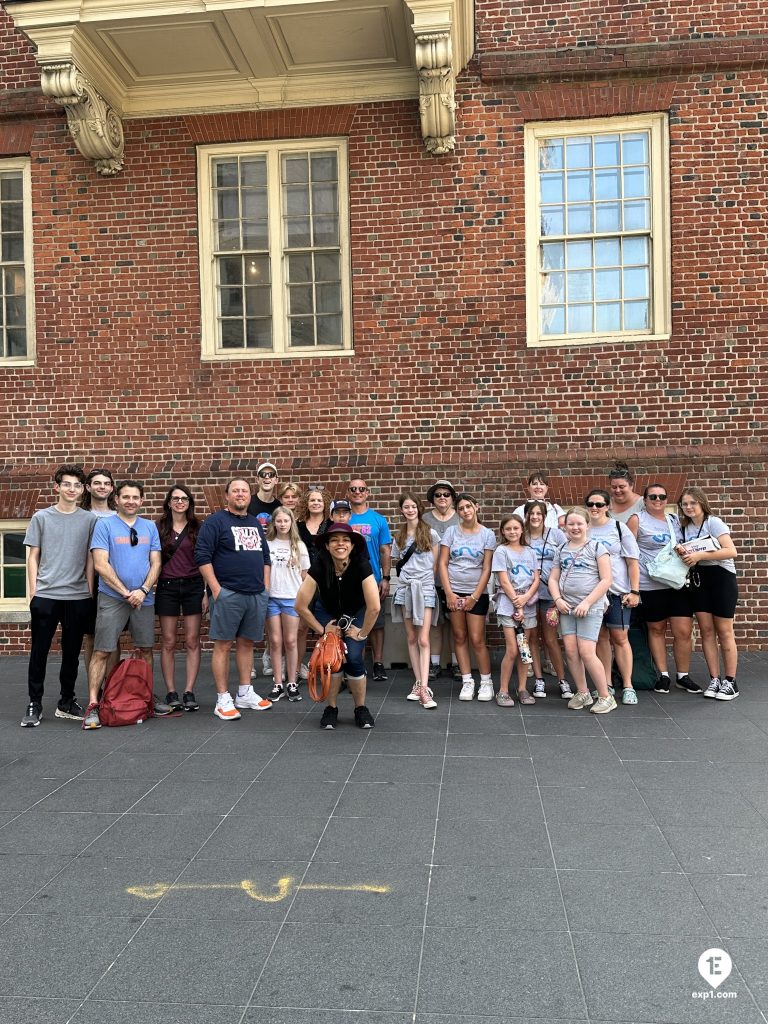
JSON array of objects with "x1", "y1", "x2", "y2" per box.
[{"x1": 294, "y1": 523, "x2": 381, "y2": 730}]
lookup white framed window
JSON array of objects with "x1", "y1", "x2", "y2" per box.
[
  {"x1": 524, "y1": 114, "x2": 670, "y2": 348},
  {"x1": 0, "y1": 521, "x2": 29, "y2": 609},
  {"x1": 0, "y1": 159, "x2": 35, "y2": 365},
  {"x1": 198, "y1": 139, "x2": 352, "y2": 360}
]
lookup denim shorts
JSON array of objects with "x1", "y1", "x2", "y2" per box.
[
  {"x1": 558, "y1": 609, "x2": 604, "y2": 643},
  {"x1": 267, "y1": 596, "x2": 299, "y2": 619},
  {"x1": 603, "y1": 592, "x2": 630, "y2": 630},
  {"x1": 209, "y1": 588, "x2": 268, "y2": 642}
]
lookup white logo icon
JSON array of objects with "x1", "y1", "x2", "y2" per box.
[{"x1": 698, "y1": 948, "x2": 732, "y2": 989}]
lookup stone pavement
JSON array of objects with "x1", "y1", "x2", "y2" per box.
[{"x1": 0, "y1": 651, "x2": 767, "y2": 1024}]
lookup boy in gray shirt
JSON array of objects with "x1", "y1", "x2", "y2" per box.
[{"x1": 22, "y1": 465, "x2": 96, "y2": 727}]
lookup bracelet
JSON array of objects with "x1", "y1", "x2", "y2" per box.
[
  {"x1": 630, "y1": 590, "x2": 640, "y2": 596},
  {"x1": 382, "y1": 575, "x2": 391, "y2": 581},
  {"x1": 139, "y1": 586, "x2": 149, "y2": 595},
  {"x1": 357, "y1": 633, "x2": 368, "y2": 641}
]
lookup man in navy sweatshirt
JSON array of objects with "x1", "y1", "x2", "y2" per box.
[{"x1": 195, "y1": 478, "x2": 272, "y2": 720}]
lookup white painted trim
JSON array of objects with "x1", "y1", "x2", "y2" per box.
[
  {"x1": 0, "y1": 520, "x2": 30, "y2": 608},
  {"x1": 0, "y1": 160, "x2": 35, "y2": 367}
]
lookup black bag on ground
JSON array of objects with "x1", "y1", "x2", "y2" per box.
[{"x1": 611, "y1": 611, "x2": 657, "y2": 690}]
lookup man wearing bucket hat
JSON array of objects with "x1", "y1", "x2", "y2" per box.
[
  {"x1": 294, "y1": 523, "x2": 381, "y2": 729},
  {"x1": 424, "y1": 480, "x2": 460, "y2": 681}
]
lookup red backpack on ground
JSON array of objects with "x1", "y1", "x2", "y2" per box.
[{"x1": 98, "y1": 656, "x2": 154, "y2": 726}]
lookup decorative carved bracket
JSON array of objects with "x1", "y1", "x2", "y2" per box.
[
  {"x1": 415, "y1": 31, "x2": 456, "y2": 155},
  {"x1": 41, "y1": 62, "x2": 124, "y2": 176}
]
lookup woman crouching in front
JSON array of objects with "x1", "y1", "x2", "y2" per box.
[{"x1": 295, "y1": 523, "x2": 380, "y2": 730}]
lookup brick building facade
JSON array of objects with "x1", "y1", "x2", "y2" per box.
[{"x1": 0, "y1": 1, "x2": 766, "y2": 652}]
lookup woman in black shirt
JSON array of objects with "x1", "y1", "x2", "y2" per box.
[{"x1": 295, "y1": 523, "x2": 380, "y2": 729}]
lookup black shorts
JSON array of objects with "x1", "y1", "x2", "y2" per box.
[
  {"x1": 638, "y1": 586, "x2": 692, "y2": 623},
  {"x1": 689, "y1": 566, "x2": 738, "y2": 619},
  {"x1": 448, "y1": 593, "x2": 490, "y2": 617},
  {"x1": 155, "y1": 576, "x2": 205, "y2": 618}
]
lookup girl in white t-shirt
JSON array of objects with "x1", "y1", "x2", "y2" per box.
[
  {"x1": 491, "y1": 515, "x2": 540, "y2": 707},
  {"x1": 265, "y1": 508, "x2": 310, "y2": 702}
]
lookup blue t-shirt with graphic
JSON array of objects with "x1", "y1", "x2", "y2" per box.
[
  {"x1": 91, "y1": 515, "x2": 161, "y2": 605},
  {"x1": 349, "y1": 509, "x2": 392, "y2": 582}
]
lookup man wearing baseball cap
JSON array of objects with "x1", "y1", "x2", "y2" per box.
[
  {"x1": 330, "y1": 499, "x2": 352, "y2": 522},
  {"x1": 248, "y1": 463, "x2": 281, "y2": 529}
]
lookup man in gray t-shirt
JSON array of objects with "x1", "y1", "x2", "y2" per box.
[{"x1": 21, "y1": 465, "x2": 95, "y2": 727}]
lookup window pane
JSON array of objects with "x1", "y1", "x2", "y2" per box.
[
  {"x1": 594, "y1": 135, "x2": 620, "y2": 167},
  {"x1": 242, "y1": 221, "x2": 268, "y2": 250},
  {"x1": 541, "y1": 272, "x2": 564, "y2": 304},
  {"x1": 312, "y1": 217, "x2": 339, "y2": 247},
  {"x1": 289, "y1": 286, "x2": 314, "y2": 315},
  {"x1": 566, "y1": 171, "x2": 591, "y2": 203},
  {"x1": 220, "y1": 320, "x2": 244, "y2": 348},
  {"x1": 213, "y1": 160, "x2": 238, "y2": 187},
  {"x1": 310, "y1": 153, "x2": 337, "y2": 181},
  {"x1": 316, "y1": 283, "x2": 341, "y2": 313},
  {"x1": 623, "y1": 167, "x2": 649, "y2": 199},
  {"x1": 567, "y1": 205, "x2": 592, "y2": 234},
  {"x1": 540, "y1": 173, "x2": 564, "y2": 204},
  {"x1": 290, "y1": 317, "x2": 315, "y2": 347},
  {"x1": 4, "y1": 267, "x2": 24, "y2": 295},
  {"x1": 567, "y1": 270, "x2": 593, "y2": 302},
  {"x1": 216, "y1": 221, "x2": 240, "y2": 251},
  {"x1": 216, "y1": 190, "x2": 239, "y2": 220},
  {"x1": 245, "y1": 287, "x2": 271, "y2": 317},
  {"x1": 623, "y1": 266, "x2": 649, "y2": 300},
  {"x1": 566, "y1": 136, "x2": 592, "y2": 168},
  {"x1": 219, "y1": 288, "x2": 243, "y2": 317},
  {"x1": 596, "y1": 303, "x2": 621, "y2": 332},
  {"x1": 316, "y1": 315, "x2": 342, "y2": 345},
  {"x1": 539, "y1": 139, "x2": 564, "y2": 171},
  {"x1": 288, "y1": 253, "x2": 313, "y2": 282},
  {"x1": 5, "y1": 295, "x2": 25, "y2": 326},
  {"x1": 541, "y1": 242, "x2": 564, "y2": 270},
  {"x1": 595, "y1": 269, "x2": 621, "y2": 300},
  {"x1": 1, "y1": 235, "x2": 23, "y2": 262},
  {"x1": 285, "y1": 185, "x2": 309, "y2": 217},
  {"x1": 541, "y1": 207, "x2": 565, "y2": 236},
  {"x1": 567, "y1": 304, "x2": 593, "y2": 333},
  {"x1": 623, "y1": 236, "x2": 649, "y2": 265},
  {"x1": 245, "y1": 319, "x2": 272, "y2": 348},
  {"x1": 245, "y1": 255, "x2": 269, "y2": 284},
  {"x1": 312, "y1": 183, "x2": 338, "y2": 215},
  {"x1": 541, "y1": 306, "x2": 565, "y2": 334},
  {"x1": 6, "y1": 329, "x2": 26, "y2": 357},
  {"x1": 242, "y1": 189, "x2": 267, "y2": 220},
  {"x1": 4, "y1": 566, "x2": 26, "y2": 598},
  {"x1": 623, "y1": 201, "x2": 650, "y2": 230},
  {"x1": 314, "y1": 252, "x2": 340, "y2": 280},
  {"x1": 285, "y1": 219, "x2": 311, "y2": 248},
  {"x1": 218, "y1": 257, "x2": 242, "y2": 286},
  {"x1": 566, "y1": 240, "x2": 592, "y2": 269},
  {"x1": 1, "y1": 203, "x2": 23, "y2": 233},
  {"x1": 595, "y1": 203, "x2": 621, "y2": 232},
  {"x1": 240, "y1": 158, "x2": 267, "y2": 187},
  {"x1": 622, "y1": 132, "x2": 649, "y2": 164},
  {"x1": 5, "y1": 533, "x2": 25, "y2": 563},
  {"x1": 595, "y1": 169, "x2": 620, "y2": 200},
  {"x1": 594, "y1": 239, "x2": 620, "y2": 266},
  {"x1": 283, "y1": 156, "x2": 309, "y2": 183},
  {"x1": 624, "y1": 300, "x2": 649, "y2": 330}
]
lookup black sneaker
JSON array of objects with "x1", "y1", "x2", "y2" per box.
[
  {"x1": 428, "y1": 663, "x2": 440, "y2": 682},
  {"x1": 165, "y1": 691, "x2": 183, "y2": 711},
  {"x1": 675, "y1": 674, "x2": 702, "y2": 694},
  {"x1": 268, "y1": 681, "x2": 285, "y2": 702},
  {"x1": 21, "y1": 702, "x2": 42, "y2": 727},
  {"x1": 183, "y1": 691, "x2": 199, "y2": 712},
  {"x1": 654, "y1": 675, "x2": 671, "y2": 693},
  {"x1": 715, "y1": 679, "x2": 739, "y2": 701},
  {"x1": 354, "y1": 705, "x2": 375, "y2": 729},
  {"x1": 286, "y1": 681, "x2": 302, "y2": 702},
  {"x1": 55, "y1": 698, "x2": 84, "y2": 721},
  {"x1": 703, "y1": 678, "x2": 721, "y2": 699},
  {"x1": 372, "y1": 663, "x2": 387, "y2": 681},
  {"x1": 320, "y1": 705, "x2": 338, "y2": 730}
]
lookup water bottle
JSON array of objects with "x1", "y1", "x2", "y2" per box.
[{"x1": 515, "y1": 625, "x2": 532, "y2": 665}]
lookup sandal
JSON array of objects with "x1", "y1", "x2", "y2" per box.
[{"x1": 622, "y1": 687, "x2": 638, "y2": 705}]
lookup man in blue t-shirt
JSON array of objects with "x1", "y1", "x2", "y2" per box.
[
  {"x1": 84, "y1": 480, "x2": 162, "y2": 729},
  {"x1": 195, "y1": 477, "x2": 273, "y2": 721},
  {"x1": 348, "y1": 477, "x2": 392, "y2": 681}
]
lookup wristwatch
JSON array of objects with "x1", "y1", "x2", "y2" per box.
[{"x1": 382, "y1": 575, "x2": 391, "y2": 581}]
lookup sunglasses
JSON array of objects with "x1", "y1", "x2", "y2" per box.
[
  {"x1": 647, "y1": 494, "x2": 667, "y2": 501},
  {"x1": 129, "y1": 526, "x2": 139, "y2": 547},
  {"x1": 585, "y1": 501, "x2": 607, "y2": 508},
  {"x1": 433, "y1": 491, "x2": 452, "y2": 498},
  {"x1": 349, "y1": 486, "x2": 368, "y2": 493},
  {"x1": 258, "y1": 471, "x2": 276, "y2": 479}
]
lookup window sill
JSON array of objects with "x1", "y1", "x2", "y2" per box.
[
  {"x1": 201, "y1": 347, "x2": 355, "y2": 362},
  {"x1": 528, "y1": 332, "x2": 671, "y2": 350},
  {"x1": 0, "y1": 609, "x2": 30, "y2": 624}
]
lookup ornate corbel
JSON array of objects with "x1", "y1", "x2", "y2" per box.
[
  {"x1": 415, "y1": 31, "x2": 456, "y2": 156},
  {"x1": 41, "y1": 62, "x2": 124, "y2": 176}
]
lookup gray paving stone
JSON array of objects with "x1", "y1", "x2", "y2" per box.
[
  {"x1": 81, "y1": 812, "x2": 224, "y2": 859},
  {"x1": 415, "y1": 1017, "x2": 587, "y2": 1024},
  {"x1": 315, "y1": 816, "x2": 435, "y2": 865},
  {"x1": 197, "y1": 814, "x2": 328, "y2": 862},
  {"x1": 560, "y1": 869, "x2": 714, "y2": 935},
  {"x1": 92, "y1": 918, "x2": 280, "y2": 1003},
  {"x1": 540, "y1": 785, "x2": 655, "y2": 825},
  {"x1": 235, "y1": 780, "x2": 346, "y2": 818},
  {"x1": 441, "y1": 754, "x2": 534, "y2": 787},
  {"x1": 641, "y1": 786, "x2": 766, "y2": 828},
  {"x1": 80, "y1": 751, "x2": 190, "y2": 780},
  {"x1": 427, "y1": 864, "x2": 566, "y2": 929},
  {"x1": 689, "y1": 874, "x2": 768, "y2": 937},
  {"x1": 575, "y1": 931, "x2": 758, "y2": 1023},
  {"x1": 444, "y1": 733, "x2": 526, "y2": 755},
  {"x1": 548, "y1": 823, "x2": 680, "y2": 870},
  {"x1": 245, "y1": 1011, "x2": 412, "y2": 1024},
  {"x1": 159, "y1": 753, "x2": 269, "y2": 781},
  {"x1": 37, "y1": 778, "x2": 156, "y2": 813},
  {"x1": 286, "y1": 859, "x2": 429, "y2": 926},
  {"x1": 433, "y1": 818, "x2": 551, "y2": 866},
  {"x1": 723, "y1": 936, "x2": 768, "y2": 1014},
  {"x1": 437, "y1": 780, "x2": 544, "y2": 822},
  {"x1": 72, "y1": 1002, "x2": 244, "y2": 1024},
  {"x1": 254, "y1": 921, "x2": 420, "y2": 1011},
  {"x1": 661, "y1": 826, "x2": 768, "y2": 874},
  {"x1": 0, "y1": 998, "x2": 81, "y2": 1023},
  {"x1": 361, "y1": 732, "x2": 446, "y2": 755},
  {"x1": 0, "y1": 853, "x2": 66, "y2": 904},
  {"x1": 596, "y1": 715, "x2": 686, "y2": 738},
  {"x1": 528, "y1": 733, "x2": 624, "y2": 765},
  {"x1": 130, "y1": 776, "x2": 254, "y2": 815},
  {"x1": 334, "y1": 781, "x2": 440, "y2": 821},
  {"x1": 0, "y1": 810, "x2": 119, "y2": 856},
  {"x1": 609, "y1": 736, "x2": 705, "y2": 762},
  {"x1": 265, "y1": 749, "x2": 358, "y2": 782},
  {"x1": 348, "y1": 753, "x2": 443, "y2": 784},
  {"x1": 0, "y1": 915, "x2": 138, "y2": 998},
  {"x1": 418, "y1": 925, "x2": 583, "y2": 1017},
  {"x1": 533, "y1": 753, "x2": 638, "y2": 789},
  {"x1": 0, "y1": 778, "x2": 64, "y2": 811},
  {"x1": 626, "y1": 759, "x2": 720, "y2": 790}
]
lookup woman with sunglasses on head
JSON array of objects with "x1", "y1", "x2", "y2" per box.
[
  {"x1": 586, "y1": 488, "x2": 641, "y2": 705},
  {"x1": 548, "y1": 507, "x2": 615, "y2": 714},
  {"x1": 523, "y1": 501, "x2": 572, "y2": 700},
  {"x1": 155, "y1": 484, "x2": 205, "y2": 711},
  {"x1": 608, "y1": 462, "x2": 644, "y2": 524},
  {"x1": 676, "y1": 488, "x2": 739, "y2": 700},
  {"x1": 392, "y1": 493, "x2": 440, "y2": 709},
  {"x1": 513, "y1": 471, "x2": 565, "y2": 528},
  {"x1": 438, "y1": 493, "x2": 496, "y2": 702},
  {"x1": 424, "y1": 480, "x2": 460, "y2": 682},
  {"x1": 627, "y1": 485, "x2": 700, "y2": 694},
  {"x1": 295, "y1": 486, "x2": 332, "y2": 680}
]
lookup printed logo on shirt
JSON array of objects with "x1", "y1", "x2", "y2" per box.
[
  {"x1": 115, "y1": 535, "x2": 149, "y2": 546},
  {"x1": 230, "y1": 526, "x2": 263, "y2": 552},
  {"x1": 255, "y1": 513, "x2": 272, "y2": 528},
  {"x1": 506, "y1": 563, "x2": 534, "y2": 579},
  {"x1": 451, "y1": 545, "x2": 482, "y2": 560},
  {"x1": 351, "y1": 524, "x2": 372, "y2": 537}
]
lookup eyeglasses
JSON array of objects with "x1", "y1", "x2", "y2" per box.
[
  {"x1": 258, "y1": 471, "x2": 276, "y2": 479},
  {"x1": 647, "y1": 494, "x2": 667, "y2": 502},
  {"x1": 59, "y1": 482, "x2": 84, "y2": 490},
  {"x1": 349, "y1": 486, "x2": 368, "y2": 493},
  {"x1": 433, "y1": 491, "x2": 451, "y2": 498},
  {"x1": 170, "y1": 496, "x2": 189, "y2": 503},
  {"x1": 129, "y1": 527, "x2": 139, "y2": 547},
  {"x1": 585, "y1": 501, "x2": 607, "y2": 508}
]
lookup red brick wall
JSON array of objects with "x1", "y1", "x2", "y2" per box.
[{"x1": 0, "y1": 8, "x2": 766, "y2": 654}]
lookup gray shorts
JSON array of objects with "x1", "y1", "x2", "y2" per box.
[
  {"x1": 209, "y1": 587, "x2": 268, "y2": 642},
  {"x1": 498, "y1": 612, "x2": 537, "y2": 630},
  {"x1": 558, "y1": 609, "x2": 603, "y2": 643},
  {"x1": 94, "y1": 593, "x2": 156, "y2": 651}
]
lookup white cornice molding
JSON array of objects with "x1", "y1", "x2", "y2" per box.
[{"x1": 40, "y1": 61, "x2": 125, "y2": 175}]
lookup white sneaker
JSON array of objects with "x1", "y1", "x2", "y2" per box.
[
  {"x1": 299, "y1": 662, "x2": 309, "y2": 681},
  {"x1": 459, "y1": 680, "x2": 475, "y2": 701},
  {"x1": 477, "y1": 681, "x2": 494, "y2": 702},
  {"x1": 235, "y1": 687, "x2": 272, "y2": 711},
  {"x1": 214, "y1": 693, "x2": 241, "y2": 721},
  {"x1": 262, "y1": 652, "x2": 273, "y2": 677}
]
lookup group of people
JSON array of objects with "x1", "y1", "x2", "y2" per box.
[{"x1": 20, "y1": 460, "x2": 740, "y2": 730}]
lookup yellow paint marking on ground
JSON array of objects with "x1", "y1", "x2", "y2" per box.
[{"x1": 126, "y1": 877, "x2": 389, "y2": 902}]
